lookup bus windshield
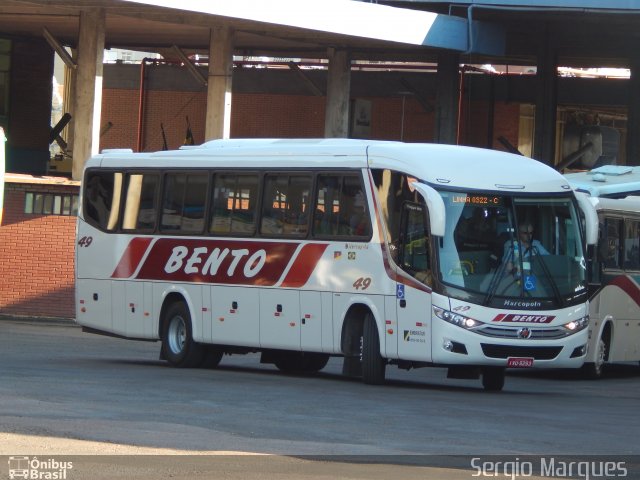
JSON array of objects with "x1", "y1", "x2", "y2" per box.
[{"x1": 435, "y1": 190, "x2": 587, "y2": 307}]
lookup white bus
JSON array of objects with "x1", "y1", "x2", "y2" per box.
[
  {"x1": 580, "y1": 196, "x2": 640, "y2": 377},
  {"x1": 564, "y1": 165, "x2": 640, "y2": 199},
  {"x1": 76, "y1": 139, "x2": 597, "y2": 391},
  {"x1": 563, "y1": 168, "x2": 640, "y2": 378}
]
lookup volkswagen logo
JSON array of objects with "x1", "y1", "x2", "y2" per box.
[{"x1": 517, "y1": 327, "x2": 532, "y2": 339}]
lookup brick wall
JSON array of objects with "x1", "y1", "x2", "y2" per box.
[
  {"x1": 0, "y1": 181, "x2": 78, "y2": 319},
  {"x1": 460, "y1": 100, "x2": 522, "y2": 150},
  {"x1": 102, "y1": 89, "x2": 209, "y2": 152},
  {"x1": 99, "y1": 91, "x2": 449, "y2": 152}
]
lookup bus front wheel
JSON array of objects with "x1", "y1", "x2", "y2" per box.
[
  {"x1": 161, "y1": 301, "x2": 205, "y2": 368},
  {"x1": 361, "y1": 314, "x2": 386, "y2": 385},
  {"x1": 582, "y1": 335, "x2": 608, "y2": 379}
]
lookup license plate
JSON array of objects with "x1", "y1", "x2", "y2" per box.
[{"x1": 507, "y1": 357, "x2": 534, "y2": 368}]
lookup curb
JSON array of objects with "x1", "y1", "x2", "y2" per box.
[{"x1": 0, "y1": 314, "x2": 76, "y2": 326}]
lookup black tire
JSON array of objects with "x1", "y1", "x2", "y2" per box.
[
  {"x1": 582, "y1": 336, "x2": 607, "y2": 379},
  {"x1": 273, "y1": 352, "x2": 301, "y2": 373},
  {"x1": 361, "y1": 314, "x2": 386, "y2": 385},
  {"x1": 161, "y1": 301, "x2": 205, "y2": 368},
  {"x1": 274, "y1": 352, "x2": 330, "y2": 374},
  {"x1": 482, "y1": 367, "x2": 505, "y2": 391},
  {"x1": 201, "y1": 347, "x2": 224, "y2": 369},
  {"x1": 342, "y1": 356, "x2": 363, "y2": 377},
  {"x1": 303, "y1": 353, "x2": 330, "y2": 373}
]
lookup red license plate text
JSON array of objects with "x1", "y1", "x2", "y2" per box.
[{"x1": 507, "y1": 357, "x2": 534, "y2": 368}]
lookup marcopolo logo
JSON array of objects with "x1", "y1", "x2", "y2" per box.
[{"x1": 8, "y1": 457, "x2": 73, "y2": 479}]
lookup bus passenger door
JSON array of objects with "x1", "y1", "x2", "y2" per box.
[
  {"x1": 396, "y1": 284, "x2": 432, "y2": 361},
  {"x1": 300, "y1": 291, "x2": 323, "y2": 352},
  {"x1": 395, "y1": 202, "x2": 433, "y2": 362}
]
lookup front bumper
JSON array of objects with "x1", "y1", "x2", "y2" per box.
[{"x1": 431, "y1": 317, "x2": 588, "y2": 368}]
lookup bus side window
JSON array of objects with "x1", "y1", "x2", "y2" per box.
[
  {"x1": 83, "y1": 171, "x2": 122, "y2": 231},
  {"x1": 284, "y1": 175, "x2": 311, "y2": 235},
  {"x1": 261, "y1": 175, "x2": 286, "y2": 235},
  {"x1": 210, "y1": 173, "x2": 259, "y2": 235},
  {"x1": 624, "y1": 219, "x2": 640, "y2": 270},
  {"x1": 313, "y1": 173, "x2": 370, "y2": 238},
  {"x1": 160, "y1": 172, "x2": 208, "y2": 233},
  {"x1": 183, "y1": 174, "x2": 208, "y2": 232},
  {"x1": 122, "y1": 173, "x2": 159, "y2": 232},
  {"x1": 313, "y1": 175, "x2": 339, "y2": 236},
  {"x1": 603, "y1": 217, "x2": 623, "y2": 269},
  {"x1": 260, "y1": 174, "x2": 311, "y2": 237},
  {"x1": 342, "y1": 175, "x2": 370, "y2": 237},
  {"x1": 161, "y1": 173, "x2": 186, "y2": 231}
]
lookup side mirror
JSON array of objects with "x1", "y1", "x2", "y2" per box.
[
  {"x1": 574, "y1": 191, "x2": 598, "y2": 246},
  {"x1": 411, "y1": 182, "x2": 445, "y2": 237}
]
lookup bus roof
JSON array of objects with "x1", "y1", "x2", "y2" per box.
[
  {"x1": 89, "y1": 139, "x2": 571, "y2": 193},
  {"x1": 592, "y1": 195, "x2": 640, "y2": 214},
  {"x1": 564, "y1": 165, "x2": 640, "y2": 198}
]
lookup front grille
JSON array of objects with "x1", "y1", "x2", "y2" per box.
[
  {"x1": 481, "y1": 344, "x2": 562, "y2": 360},
  {"x1": 477, "y1": 325, "x2": 569, "y2": 340}
]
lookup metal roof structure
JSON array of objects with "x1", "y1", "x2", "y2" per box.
[
  {"x1": 0, "y1": 0, "x2": 504, "y2": 60},
  {"x1": 0, "y1": 0, "x2": 637, "y2": 66},
  {"x1": 379, "y1": 0, "x2": 640, "y2": 67}
]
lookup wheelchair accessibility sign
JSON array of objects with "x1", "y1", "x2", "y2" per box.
[
  {"x1": 524, "y1": 275, "x2": 537, "y2": 291},
  {"x1": 396, "y1": 284, "x2": 405, "y2": 299}
]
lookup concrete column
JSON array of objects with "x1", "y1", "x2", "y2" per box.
[
  {"x1": 533, "y1": 27, "x2": 558, "y2": 166},
  {"x1": 63, "y1": 49, "x2": 77, "y2": 154},
  {"x1": 324, "y1": 48, "x2": 351, "y2": 138},
  {"x1": 434, "y1": 52, "x2": 459, "y2": 145},
  {"x1": 71, "y1": 9, "x2": 105, "y2": 181},
  {"x1": 627, "y1": 55, "x2": 640, "y2": 165},
  {"x1": 205, "y1": 26, "x2": 234, "y2": 141}
]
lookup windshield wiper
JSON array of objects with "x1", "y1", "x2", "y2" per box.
[
  {"x1": 528, "y1": 246, "x2": 565, "y2": 307},
  {"x1": 483, "y1": 248, "x2": 513, "y2": 306}
]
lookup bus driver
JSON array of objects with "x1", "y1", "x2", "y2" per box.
[{"x1": 503, "y1": 222, "x2": 549, "y2": 275}]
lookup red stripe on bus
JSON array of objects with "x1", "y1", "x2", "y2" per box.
[
  {"x1": 280, "y1": 243, "x2": 329, "y2": 288},
  {"x1": 610, "y1": 275, "x2": 640, "y2": 308},
  {"x1": 111, "y1": 237, "x2": 153, "y2": 279}
]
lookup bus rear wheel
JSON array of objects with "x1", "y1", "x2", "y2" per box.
[
  {"x1": 482, "y1": 367, "x2": 505, "y2": 391},
  {"x1": 361, "y1": 314, "x2": 386, "y2": 385},
  {"x1": 274, "y1": 352, "x2": 330, "y2": 374},
  {"x1": 161, "y1": 301, "x2": 205, "y2": 368},
  {"x1": 302, "y1": 353, "x2": 330, "y2": 373},
  {"x1": 201, "y1": 347, "x2": 224, "y2": 369}
]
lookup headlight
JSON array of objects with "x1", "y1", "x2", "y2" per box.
[
  {"x1": 563, "y1": 316, "x2": 589, "y2": 333},
  {"x1": 433, "y1": 306, "x2": 484, "y2": 330}
]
